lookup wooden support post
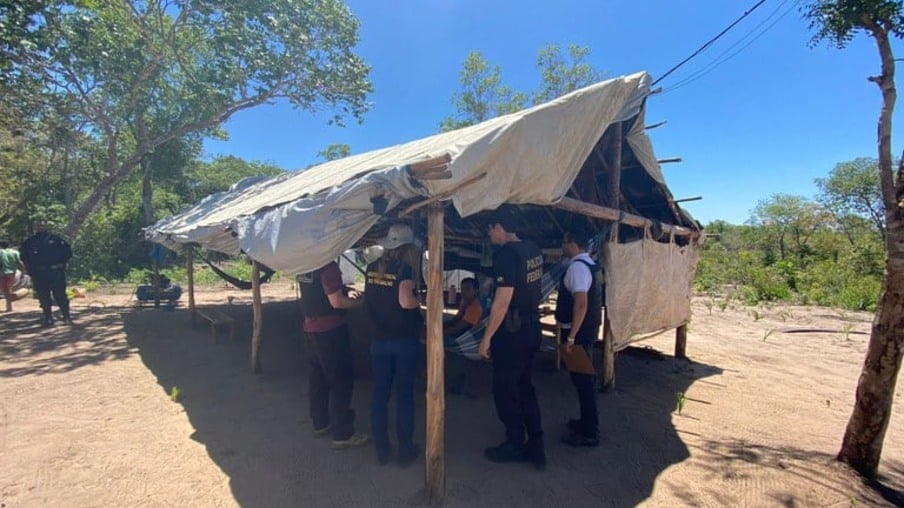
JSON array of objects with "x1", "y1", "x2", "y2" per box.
[
  {"x1": 675, "y1": 324, "x2": 688, "y2": 359},
  {"x1": 600, "y1": 123, "x2": 621, "y2": 391},
  {"x1": 251, "y1": 260, "x2": 263, "y2": 374},
  {"x1": 186, "y1": 247, "x2": 196, "y2": 325},
  {"x1": 425, "y1": 203, "x2": 446, "y2": 504},
  {"x1": 152, "y1": 258, "x2": 161, "y2": 309},
  {"x1": 600, "y1": 316, "x2": 615, "y2": 392}
]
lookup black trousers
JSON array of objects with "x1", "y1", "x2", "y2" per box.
[
  {"x1": 570, "y1": 344, "x2": 599, "y2": 437},
  {"x1": 490, "y1": 320, "x2": 543, "y2": 446},
  {"x1": 307, "y1": 325, "x2": 356, "y2": 440},
  {"x1": 31, "y1": 269, "x2": 69, "y2": 319}
]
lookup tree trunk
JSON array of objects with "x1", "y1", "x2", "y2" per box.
[
  {"x1": 838, "y1": 215, "x2": 904, "y2": 477},
  {"x1": 141, "y1": 156, "x2": 154, "y2": 226},
  {"x1": 837, "y1": 20, "x2": 904, "y2": 479}
]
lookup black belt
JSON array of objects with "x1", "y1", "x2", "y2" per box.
[{"x1": 33, "y1": 264, "x2": 66, "y2": 271}]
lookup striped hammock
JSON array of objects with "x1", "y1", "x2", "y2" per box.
[{"x1": 446, "y1": 261, "x2": 566, "y2": 360}]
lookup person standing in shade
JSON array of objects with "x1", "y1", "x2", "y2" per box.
[
  {"x1": 364, "y1": 223, "x2": 423, "y2": 467},
  {"x1": 0, "y1": 239, "x2": 23, "y2": 312},
  {"x1": 19, "y1": 219, "x2": 73, "y2": 326},
  {"x1": 478, "y1": 210, "x2": 546, "y2": 471},
  {"x1": 298, "y1": 260, "x2": 369, "y2": 450},
  {"x1": 556, "y1": 227, "x2": 603, "y2": 447}
]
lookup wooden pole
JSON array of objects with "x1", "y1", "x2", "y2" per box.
[
  {"x1": 251, "y1": 260, "x2": 263, "y2": 374},
  {"x1": 186, "y1": 247, "x2": 196, "y2": 325},
  {"x1": 600, "y1": 317, "x2": 615, "y2": 392},
  {"x1": 425, "y1": 203, "x2": 446, "y2": 504},
  {"x1": 152, "y1": 257, "x2": 161, "y2": 309},
  {"x1": 675, "y1": 323, "x2": 688, "y2": 359},
  {"x1": 600, "y1": 124, "x2": 622, "y2": 392}
]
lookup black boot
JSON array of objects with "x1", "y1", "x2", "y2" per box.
[
  {"x1": 484, "y1": 441, "x2": 527, "y2": 463},
  {"x1": 526, "y1": 437, "x2": 546, "y2": 471}
]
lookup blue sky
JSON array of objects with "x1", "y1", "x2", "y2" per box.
[{"x1": 204, "y1": 0, "x2": 899, "y2": 225}]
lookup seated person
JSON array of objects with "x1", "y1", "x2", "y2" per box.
[{"x1": 443, "y1": 277, "x2": 483, "y2": 344}]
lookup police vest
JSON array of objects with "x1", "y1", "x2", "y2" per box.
[
  {"x1": 555, "y1": 258, "x2": 603, "y2": 342},
  {"x1": 298, "y1": 269, "x2": 344, "y2": 318}
]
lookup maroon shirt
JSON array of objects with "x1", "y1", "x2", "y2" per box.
[{"x1": 303, "y1": 262, "x2": 346, "y2": 333}]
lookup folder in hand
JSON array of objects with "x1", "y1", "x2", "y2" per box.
[{"x1": 559, "y1": 344, "x2": 595, "y2": 375}]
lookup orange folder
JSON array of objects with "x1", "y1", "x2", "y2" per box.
[{"x1": 559, "y1": 344, "x2": 595, "y2": 375}]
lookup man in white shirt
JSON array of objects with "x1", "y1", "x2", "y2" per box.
[{"x1": 555, "y1": 227, "x2": 603, "y2": 447}]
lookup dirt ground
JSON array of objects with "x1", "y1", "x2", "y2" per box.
[{"x1": 1, "y1": 281, "x2": 902, "y2": 507}]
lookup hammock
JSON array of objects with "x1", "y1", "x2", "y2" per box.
[
  {"x1": 194, "y1": 249, "x2": 276, "y2": 290},
  {"x1": 446, "y1": 261, "x2": 567, "y2": 360}
]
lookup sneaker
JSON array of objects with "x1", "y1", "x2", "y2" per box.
[
  {"x1": 312, "y1": 425, "x2": 331, "y2": 438},
  {"x1": 41, "y1": 316, "x2": 54, "y2": 327},
  {"x1": 484, "y1": 441, "x2": 527, "y2": 463},
  {"x1": 61, "y1": 317, "x2": 74, "y2": 326},
  {"x1": 376, "y1": 448, "x2": 391, "y2": 466},
  {"x1": 331, "y1": 433, "x2": 370, "y2": 450},
  {"x1": 398, "y1": 444, "x2": 420, "y2": 468},
  {"x1": 561, "y1": 432, "x2": 600, "y2": 448}
]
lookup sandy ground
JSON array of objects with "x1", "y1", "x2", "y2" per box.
[{"x1": 0, "y1": 281, "x2": 902, "y2": 508}]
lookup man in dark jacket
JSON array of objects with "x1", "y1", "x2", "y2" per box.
[{"x1": 19, "y1": 219, "x2": 73, "y2": 326}]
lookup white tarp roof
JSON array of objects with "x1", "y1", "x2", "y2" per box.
[{"x1": 146, "y1": 72, "x2": 662, "y2": 275}]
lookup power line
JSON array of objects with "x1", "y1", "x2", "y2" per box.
[
  {"x1": 664, "y1": 0, "x2": 799, "y2": 94},
  {"x1": 652, "y1": 0, "x2": 769, "y2": 87}
]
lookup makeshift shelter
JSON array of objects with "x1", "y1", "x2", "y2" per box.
[{"x1": 146, "y1": 71, "x2": 702, "y2": 502}]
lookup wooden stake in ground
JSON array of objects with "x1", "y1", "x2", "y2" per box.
[
  {"x1": 251, "y1": 260, "x2": 263, "y2": 374},
  {"x1": 675, "y1": 323, "x2": 688, "y2": 359},
  {"x1": 186, "y1": 247, "x2": 196, "y2": 325},
  {"x1": 425, "y1": 203, "x2": 446, "y2": 504}
]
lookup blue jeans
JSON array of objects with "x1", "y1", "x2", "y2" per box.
[{"x1": 370, "y1": 338, "x2": 419, "y2": 458}]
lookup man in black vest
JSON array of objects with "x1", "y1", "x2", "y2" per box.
[
  {"x1": 19, "y1": 219, "x2": 73, "y2": 326},
  {"x1": 556, "y1": 227, "x2": 603, "y2": 447},
  {"x1": 299, "y1": 260, "x2": 369, "y2": 449},
  {"x1": 478, "y1": 209, "x2": 546, "y2": 471}
]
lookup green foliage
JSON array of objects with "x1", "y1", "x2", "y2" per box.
[
  {"x1": 440, "y1": 51, "x2": 527, "y2": 131},
  {"x1": 696, "y1": 173, "x2": 884, "y2": 312},
  {"x1": 440, "y1": 43, "x2": 605, "y2": 131},
  {"x1": 815, "y1": 157, "x2": 885, "y2": 240},
  {"x1": 316, "y1": 143, "x2": 352, "y2": 162},
  {"x1": 1, "y1": 0, "x2": 373, "y2": 239},
  {"x1": 802, "y1": 1, "x2": 904, "y2": 48},
  {"x1": 533, "y1": 44, "x2": 606, "y2": 103}
]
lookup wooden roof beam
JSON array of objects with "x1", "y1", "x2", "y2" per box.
[{"x1": 553, "y1": 196, "x2": 699, "y2": 238}]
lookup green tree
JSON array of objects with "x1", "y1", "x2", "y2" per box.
[
  {"x1": 749, "y1": 194, "x2": 827, "y2": 261},
  {"x1": 2, "y1": 0, "x2": 372, "y2": 240},
  {"x1": 317, "y1": 143, "x2": 351, "y2": 162},
  {"x1": 182, "y1": 156, "x2": 284, "y2": 205},
  {"x1": 803, "y1": 0, "x2": 904, "y2": 479},
  {"x1": 533, "y1": 44, "x2": 606, "y2": 103},
  {"x1": 816, "y1": 157, "x2": 885, "y2": 242},
  {"x1": 439, "y1": 51, "x2": 527, "y2": 131}
]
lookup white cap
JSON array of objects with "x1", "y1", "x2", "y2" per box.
[{"x1": 377, "y1": 223, "x2": 418, "y2": 250}]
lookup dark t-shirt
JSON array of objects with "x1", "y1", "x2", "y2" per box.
[
  {"x1": 301, "y1": 261, "x2": 346, "y2": 333},
  {"x1": 493, "y1": 240, "x2": 543, "y2": 314},
  {"x1": 364, "y1": 259, "x2": 422, "y2": 340},
  {"x1": 20, "y1": 232, "x2": 72, "y2": 270}
]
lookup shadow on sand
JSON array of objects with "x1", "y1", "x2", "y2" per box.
[
  {"x1": 122, "y1": 301, "x2": 723, "y2": 507},
  {"x1": 0, "y1": 305, "x2": 134, "y2": 378}
]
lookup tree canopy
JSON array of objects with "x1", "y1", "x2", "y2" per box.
[{"x1": 0, "y1": 0, "x2": 373, "y2": 238}]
